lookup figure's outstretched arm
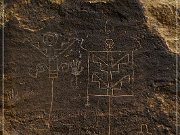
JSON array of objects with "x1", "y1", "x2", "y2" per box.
[
  {"x1": 24, "y1": 38, "x2": 48, "y2": 57},
  {"x1": 56, "y1": 38, "x2": 83, "y2": 56}
]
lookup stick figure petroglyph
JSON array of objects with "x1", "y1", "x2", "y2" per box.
[
  {"x1": 27, "y1": 32, "x2": 82, "y2": 128},
  {"x1": 28, "y1": 32, "x2": 80, "y2": 79}
]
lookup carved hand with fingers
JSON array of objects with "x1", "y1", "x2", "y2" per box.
[
  {"x1": 70, "y1": 59, "x2": 84, "y2": 76},
  {"x1": 70, "y1": 59, "x2": 84, "y2": 89}
]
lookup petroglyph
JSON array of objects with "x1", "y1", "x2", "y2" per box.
[
  {"x1": 70, "y1": 59, "x2": 84, "y2": 89},
  {"x1": 137, "y1": 124, "x2": 152, "y2": 135},
  {"x1": 87, "y1": 39, "x2": 134, "y2": 97},
  {"x1": 79, "y1": 20, "x2": 141, "y2": 135},
  {"x1": 27, "y1": 32, "x2": 82, "y2": 128}
]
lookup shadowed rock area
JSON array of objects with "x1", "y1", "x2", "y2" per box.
[{"x1": 1, "y1": 0, "x2": 180, "y2": 134}]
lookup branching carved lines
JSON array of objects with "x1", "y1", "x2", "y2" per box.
[
  {"x1": 92, "y1": 72, "x2": 108, "y2": 88},
  {"x1": 111, "y1": 75, "x2": 131, "y2": 88},
  {"x1": 93, "y1": 54, "x2": 108, "y2": 68},
  {"x1": 112, "y1": 54, "x2": 130, "y2": 68},
  {"x1": 89, "y1": 51, "x2": 133, "y2": 97},
  {"x1": 93, "y1": 53, "x2": 130, "y2": 72}
]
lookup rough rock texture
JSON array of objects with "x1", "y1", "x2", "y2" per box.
[
  {"x1": 1, "y1": 0, "x2": 180, "y2": 135},
  {"x1": 140, "y1": 0, "x2": 180, "y2": 53}
]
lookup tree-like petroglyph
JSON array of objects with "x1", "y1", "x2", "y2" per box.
[
  {"x1": 80, "y1": 21, "x2": 140, "y2": 134},
  {"x1": 4, "y1": 0, "x2": 178, "y2": 134}
]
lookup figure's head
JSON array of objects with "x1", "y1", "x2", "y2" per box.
[
  {"x1": 105, "y1": 20, "x2": 114, "y2": 34},
  {"x1": 43, "y1": 32, "x2": 58, "y2": 46},
  {"x1": 105, "y1": 39, "x2": 114, "y2": 50}
]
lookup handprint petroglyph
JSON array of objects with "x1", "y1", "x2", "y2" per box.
[{"x1": 70, "y1": 59, "x2": 84, "y2": 89}]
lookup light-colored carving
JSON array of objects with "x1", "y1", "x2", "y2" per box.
[
  {"x1": 137, "y1": 124, "x2": 152, "y2": 135},
  {"x1": 70, "y1": 59, "x2": 84, "y2": 89},
  {"x1": 81, "y1": 39, "x2": 136, "y2": 135},
  {"x1": 79, "y1": 18, "x2": 140, "y2": 135},
  {"x1": 88, "y1": 39, "x2": 134, "y2": 97},
  {"x1": 27, "y1": 32, "x2": 82, "y2": 128}
]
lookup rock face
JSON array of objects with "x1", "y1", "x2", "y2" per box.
[
  {"x1": 140, "y1": 0, "x2": 180, "y2": 53},
  {"x1": 1, "y1": 0, "x2": 180, "y2": 135}
]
